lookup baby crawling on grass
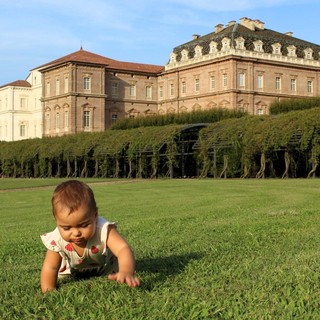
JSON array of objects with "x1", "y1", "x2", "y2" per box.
[{"x1": 40, "y1": 180, "x2": 140, "y2": 293}]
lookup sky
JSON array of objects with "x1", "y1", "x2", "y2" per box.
[{"x1": 1, "y1": 0, "x2": 320, "y2": 85}]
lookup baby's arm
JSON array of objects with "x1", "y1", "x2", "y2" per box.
[
  {"x1": 40, "y1": 250, "x2": 62, "y2": 293},
  {"x1": 106, "y1": 227, "x2": 140, "y2": 287}
]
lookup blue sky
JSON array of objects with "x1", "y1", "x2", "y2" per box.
[{"x1": 0, "y1": 0, "x2": 319, "y2": 85}]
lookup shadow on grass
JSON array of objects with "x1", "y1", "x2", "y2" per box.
[
  {"x1": 136, "y1": 252, "x2": 203, "y2": 290},
  {"x1": 57, "y1": 252, "x2": 203, "y2": 291}
]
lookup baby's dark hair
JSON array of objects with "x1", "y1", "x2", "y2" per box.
[{"x1": 52, "y1": 180, "x2": 97, "y2": 216}]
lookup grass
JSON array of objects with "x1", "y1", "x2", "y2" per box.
[
  {"x1": 0, "y1": 178, "x2": 117, "y2": 190},
  {"x1": 1, "y1": 178, "x2": 320, "y2": 319}
]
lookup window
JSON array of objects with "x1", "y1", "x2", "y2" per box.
[
  {"x1": 64, "y1": 77, "x2": 69, "y2": 93},
  {"x1": 55, "y1": 112, "x2": 60, "y2": 131},
  {"x1": 275, "y1": 77, "x2": 281, "y2": 91},
  {"x1": 159, "y1": 86, "x2": 163, "y2": 98},
  {"x1": 20, "y1": 124, "x2": 26, "y2": 137},
  {"x1": 209, "y1": 41, "x2": 218, "y2": 54},
  {"x1": 223, "y1": 74, "x2": 228, "y2": 87},
  {"x1": 181, "y1": 49, "x2": 188, "y2": 61},
  {"x1": 254, "y1": 40, "x2": 263, "y2": 52},
  {"x1": 272, "y1": 43, "x2": 282, "y2": 55},
  {"x1": 45, "y1": 114, "x2": 50, "y2": 132},
  {"x1": 235, "y1": 37, "x2": 245, "y2": 50},
  {"x1": 257, "y1": 108, "x2": 264, "y2": 115},
  {"x1": 304, "y1": 49, "x2": 313, "y2": 60},
  {"x1": 111, "y1": 83, "x2": 118, "y2": 96},
  {"x1": 83, "y1": 111, "x2": 90, "y2": 128},
  {"x1": 111, "y1": 114, "x2": 118, "y2": 123},
  {"x1": 64, "y1": 111, "x2": 69, "y2": 130},
  {"x1": 238, "y1": 73, "x2": 245, "y2": 87},
  {"x1": 146, "y1": 86, "x2": 152, "y2": 99},
  {"x1": 20, "y1": 98, "x2": 27, "y2": 109},
  {"x1": 46, "y1": 82, "x2": 51, "y2": 96},
  {"x1": 56, "y1": 79, "x2": 60, "y2": 95},
  {"x1": 169, "y1": 53, "x2": 176, "y2": 64},
  {"x1": 194, "y1": 45, "x2": 202, "y2": 57},
  {"x1": 210, "y1": 76, "x2": 215, "y2": 91},
  {"x1": 130, "y1": 84, "x2": 136, "y2": 97},
  {"x1": 257, "y1": 75, "x2": 263, "y2": 89},
  {"x1": 84, "y1": 77, "x2": 91, "y2": 91},
  {"x1": 222, "y1": 38, "x2": 230, "y2": 51},
  {"x1": 195, "y1": 79, "x2": 200, "y2": 92},
  {"x1": 170, "y1": 83, "x2": 174, "y2": 96},
  {"x1": 181, "y1": 81, "x2": 186, "y2": 94},
  {"x1": 308, "y1": 80, "x2": 313, "y2": 94},
  {"x1": 288, "y1": 46, "x2": 296, "y2": 57},
  {"x1": 291, "y1": 79, "x2": 296, "y2": 92}
]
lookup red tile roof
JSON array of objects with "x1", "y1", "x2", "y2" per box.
[
  {"x1": 37, "y1": 48, "x2": 164, "y2": 74},
  {"x1": 0, "y1": 80, "x2": 31, "y2": 89}
]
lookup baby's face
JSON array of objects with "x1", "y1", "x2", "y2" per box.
[{"x1": 55, "y1": 203, "x2": 97, "y2": 247}]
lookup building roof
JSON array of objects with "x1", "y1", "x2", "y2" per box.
[
  {"x1": 0, "y1": 80, "x2": 31, "y2": 89},
  {"x1": 37, "y1": 48, "x2": 164, "y2": 74},
  {"x1": 172, "y1": 17, "x2": 320, "y2": 60}
]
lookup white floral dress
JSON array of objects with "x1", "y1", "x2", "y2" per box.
[{"x1": 41, "y1": 217, "x2": 117, "y2": 277}]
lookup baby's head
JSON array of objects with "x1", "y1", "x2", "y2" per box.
[
  {"x1": 52, "y1": 180, "x2": 97, "y2": 217},
  {"x1": 52, "y1": 180, "x2": 98, "y2": 244}
]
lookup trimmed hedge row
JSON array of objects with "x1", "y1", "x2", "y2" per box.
[
  {"x1": 0, "y1": 126, "x2": 184, "y2": 178},
  {"x1": 197, "y1": 108, "x2": 320, "y2": 178},
  {"x1": 1, "y1": 108, "x2": 320, "y2": 178},
  {"x1": 269, "y1": 97, "x2": 320, "y2": 115},
  {"x1": 111, "y1": 108, "x2": 246, "y2": 129}
]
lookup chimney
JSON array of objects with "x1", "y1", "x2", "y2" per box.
[
  {"x1": 254, "y1": 19, "x2": 265, "y2": 30},
  {"x1": 192, "y1": 34, "x2": 200, "y2": 40},
  {"x1": 215, "y1": 24, "x2": 224, "y2": 33},
  {"x1": 285, "y1": 32, "x2": 293, "y2": 37},
  {"x1": 228, "y1": 20, "x2": 236, "y2": 27},
  {"x1": 240, "y1": 17, "x2": 255, "y2": 31}
]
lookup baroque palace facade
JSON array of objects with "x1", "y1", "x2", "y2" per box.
[{"x1": 1, "y1": 17, "x2": 320, "y2": 141}]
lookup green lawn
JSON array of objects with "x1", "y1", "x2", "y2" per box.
[
  {"x1": 1, "y1": 178, "x2": 320, "y2": 319},
  {"x1": 0, "y1": 178, "x2": 117, "y2": 190}
]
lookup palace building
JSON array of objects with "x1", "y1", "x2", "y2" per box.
[
  {"x1": 0, "y1": 70, "x2": 42, "y2": 141},
  {"x1": 1, "y1": 17, "x2": 320, "y2": 141},
  {"x1": 38, "y1": 49, "x2": 163, "y2": 137},
  {"x1": 163, "y1": 17, "x2": 320, "y2": 115}
]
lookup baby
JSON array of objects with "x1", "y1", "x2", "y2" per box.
[{"x1": 40, "y1": 180, "x2": 140, "y2": 293}]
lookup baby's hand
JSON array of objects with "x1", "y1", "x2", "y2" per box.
[{"x1": 108, "y1": 272, "x2": 140, "y2": 287}]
